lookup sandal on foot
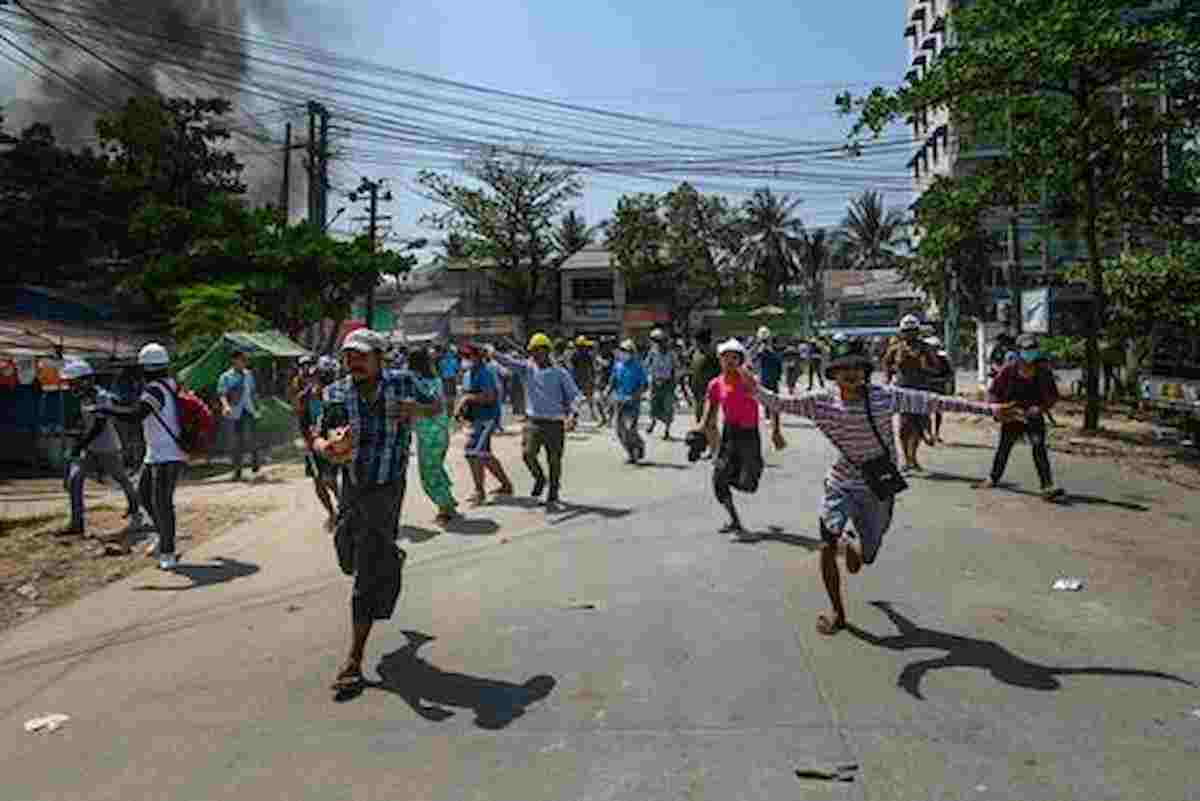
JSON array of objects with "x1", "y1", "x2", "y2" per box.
[
  {"x1": 331, "y1": 668, "x2": 364, "y2": 691},
  {"x1": 468, "y1": 493, "x2": 487, "y2": 507},
  {"x1": 816, "y1": 614, "x2": 846, "y2": 636}
]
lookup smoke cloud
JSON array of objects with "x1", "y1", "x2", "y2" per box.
[{"x1": 11, "y1": 0, "x2": 300, "y2": 209}]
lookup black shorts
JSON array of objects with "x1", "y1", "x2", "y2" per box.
[{"x1": 899, "y1": 412, "x2": 929, "y2": 437}]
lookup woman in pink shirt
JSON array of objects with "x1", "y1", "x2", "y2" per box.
[{"x1": 700, "y1": 339, "x2": 783, "y2": 540}]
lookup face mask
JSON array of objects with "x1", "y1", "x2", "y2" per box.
[{"x1": 1019, "y1": 350, "x2": 1040, "y2": 363}]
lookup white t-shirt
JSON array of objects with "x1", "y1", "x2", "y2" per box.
[{"x1": 141, "y1": 378, "x2": 186, "y2": 464}]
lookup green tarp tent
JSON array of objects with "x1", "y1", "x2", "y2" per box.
[{"x1": 177, "y1": 331, "x2": 309, "y2": 395}]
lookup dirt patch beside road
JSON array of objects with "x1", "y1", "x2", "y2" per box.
[
  {"x1": 952, "y1": 398, "x2": 1200, "y2": 490},
  {"x1": 0, "y1": 499, "x2": 278, "y2": 632}
]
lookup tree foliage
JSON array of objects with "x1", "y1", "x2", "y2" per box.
[
  {"x1": 906, "y1": 175, "x2": 1001, "y2": 319},
  {"x1": 1071, "y1": 243, "x2": 1200, "y2": 342},
  {"x1": 416, "y1": 149, "x2": 584, "y2": 325},
  {"x1": 839, "y1": 190, "x2": 910, "y2": 271},
  {"x1": 837, "y1": 0, "x2": 1200, "y2": 430},
  {"x1": 606, "y1": 183, "x2": 741, "y2": 327},
  {"x1": 736, "y1": 188, "x2": 806, "y2": 305}
]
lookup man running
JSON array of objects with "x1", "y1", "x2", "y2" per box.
[
  {"x1": 494, "y1": 333, "x2": 581, "y2": 511},
  {"x1": 455, "y1": 343, "x2": 515, "y2": 505},
  {"x1": 982, "y1": 334, "x2": 1064, "y2": 499},
  {"x1": 689, "y1": 330, "x2": 722, "y2": 426},
  {"x1": 295, "y1": 356, "x2": 342, "y2": 530},
  {"x1": 645, "y1": 328, "x2": 677, "y2": 440},
  {"x1": 881, "y1": 315, "x2": 939, "y2": 473},
  {"x1": 570, "y1": 336, "x2": 606, "y2": 425},
  {"x1": 748, "y1": 338, "x2": 1014, "y2": 636},
  {"x1": 607, "y1": 338, "x2": 648, "y2": 464},
  {"x1": 313, "y1": 329, "x2": 438, "y2": 693},
  {"x1": 59, "y1": 359, "x2": 148, "y2": 540},
  {"x1": 218, "y1": 349, "x2": 261, "y2": 482},
  {"x1": 700, "y1": 339, "x2": 777, "y2": 540}
]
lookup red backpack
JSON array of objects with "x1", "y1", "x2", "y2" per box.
[{"x1": 149, "y1": 380, "x2": 217, "y2": 456}]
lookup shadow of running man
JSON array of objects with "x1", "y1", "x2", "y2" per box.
[
  {"x1": 847, "y1": 601, "x2": 1193, "y2": 701},
  {"x1": 369, "y1": 631, "x2": 556, "y2": 729}
]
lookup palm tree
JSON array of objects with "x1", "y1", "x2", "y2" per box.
[
  {"x1": 737, "y1": 188, "x2": 806, "y2": 304},
  {"x1": 797, "y1": 227, "x2": 845, "y2": 326},
  {"x1": 841, "y1": 190, "x2": 910, "y2": 271}
]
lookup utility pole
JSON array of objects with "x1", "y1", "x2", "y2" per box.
[
  {"x1": 303, "y1": 102, "x2": 330, "y2": 228},
  {"x1": 349, "y1": 177, "x2": 393, "y2": 331},
  {"x1": 278, "y1": 122, "x2": 291, "y2": 220}
]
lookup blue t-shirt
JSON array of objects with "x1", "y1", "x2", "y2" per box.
[
  {"x1": 438, "y1": 352, "x2": 460, "y2": 380},
  {"x1": 464, "y1": 363, "x2": 502, "y2": 421},
  {"x1": 609, "y1": 358, "x2": 647, "y2": 402}
]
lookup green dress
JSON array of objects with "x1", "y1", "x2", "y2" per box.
[{"x1": 413, "y1": 377, "x2": 456, "y2": 512}]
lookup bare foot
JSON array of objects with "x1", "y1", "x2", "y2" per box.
[
  {"x1": 845, "y1": 542, "x2": 863, "y2": 574},
  {"x1": 468, "y1": 493, "x2": 487, "y2": 507},
  {"x1": 816, "y1": 613, "x2": 846, "y2": 636}
]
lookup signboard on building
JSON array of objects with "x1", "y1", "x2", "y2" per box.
[
  {"x1": 623, "y1": 306, "x2": 670, "y2": 324},
  {"x1": 1020, "y1": 287, "x2": 1093, "y2": 336},
  {"x1": 451, "y1": 315, "x2": 519, "y2": 337}
]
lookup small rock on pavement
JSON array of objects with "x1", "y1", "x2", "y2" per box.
[
  {"x1": 1051, "y1": 577, "x2": 1085, "y2": 591},
  {"x1": 15, "y1": 583, "x2": 39, "y2": 601},
  {"x1": 286, "y1": 604, "x2": 302, "y2": 613},
  {"x1": 24, "y1": 714, "x2": 70, "y2": 734},
  {"x1": 499, "y1": 537, "x2": 510, "y2": 544}
]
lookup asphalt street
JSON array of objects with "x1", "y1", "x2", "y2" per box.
[{"x1": 1, "y1": 413, "x2": 1197, "y2": 801}]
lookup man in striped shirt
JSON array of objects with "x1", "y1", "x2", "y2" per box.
[{"x1": 747, "y1": 339, "x2": 1014, "y2": 636}]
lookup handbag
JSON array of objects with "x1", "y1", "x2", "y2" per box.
[{"x1": 844, "y1": 390, "x2": 909, "y2": 501}]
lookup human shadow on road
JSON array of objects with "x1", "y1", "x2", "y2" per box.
[
  {"x1": 367, "y1": 631, "x2": 556, "y2": 729},
  {"x1": 132, "y1": 556, "x2": 260, "y2": 591},
  {"x1": 442, "y1": 517, "x2": 500, "y2": 536},
  {"x1": 545, "y1": 501, "x2": 632, "y2": 526},
  {"x1": 755, "y1": 525, "x2": 823, "y2": 552},
  {"x1": 847, "y1": 601, "x2": 1193, "y2": 701},
  {"x1": 400, "y1": 525, "x2": 442, "y2": 544},
  {"x1": 920, "y1": 472, "x2": 1150, "y2": 511}
]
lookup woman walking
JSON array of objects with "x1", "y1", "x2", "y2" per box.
[{"x1": 407, "y1": 349, "x2": 459, "y2": 524}]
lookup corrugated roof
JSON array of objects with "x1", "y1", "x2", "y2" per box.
[
  {"x1": 0, "y1": 316, "x2": 169, "y2": 359},
  {"x1": 403, "y1": 293, "x2": 462, "y2": 315},
  {"x1": 561, "y1": 248, "x2": 614, "y2": 271},
  {"x1": 225, "y1": 330, "x2": 309, "y2": 358}
]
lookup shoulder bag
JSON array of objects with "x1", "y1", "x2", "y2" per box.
[{"x1": 841, "y1": 389, "x2": 909, "y2": 501}]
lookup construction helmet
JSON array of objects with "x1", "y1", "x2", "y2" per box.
[
  {"x1": 61, "y1": 359, "x2": 95, "y2": 380},
  {"x1": 575, "y1": 335, "x2": 590, "y2": 347},
  {"x1": 528, "y1": 332, "x2": 553, "y2": 351},
  {"x1": 138, "y1": 343, "x2": 170, "y2": 368},
  {"x1": 649, "y1": 328, "x2": 666, "y2": 340},
  {"x1": 899, "y1": 314, "x2": 921, "y2": 332}
]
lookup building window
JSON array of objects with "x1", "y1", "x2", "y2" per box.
[{"x1": 571, "y1": 277, "x2": 615, "y2": 301}]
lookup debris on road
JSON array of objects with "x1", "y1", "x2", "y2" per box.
[
  {"x1": 565, "y1": 602, "x2": 597, "y2": 611},
  {"x1": 24, "y1": 714, "x2": 70, "y2": 734},
  {"x1": 286, "y1": 604, "x2": 302, "y2": 613},
  {"x1": 1052, "y1": 577, "x2": 1085, "y2": 591},
  {"x1": 14, "y1": 583, "x2": 38, "y2": 601},
  {"x1": 795, "y1": 763, "x2": 858, "y2": 783}
]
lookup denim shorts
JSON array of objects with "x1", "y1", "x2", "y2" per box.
[
  {"x1": 820, "y1": 481, "x2": 895, "y2": 564},
  {"x1": 465, "y1": 419, "x2": 498, "y2": 458}
]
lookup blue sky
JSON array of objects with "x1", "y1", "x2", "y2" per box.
[
  {"x1": 0, "y1": 0, "x2": 912, "y2": 243},
  {"x1": 303, "y1": 0, "x2": 911, "y2": 242}
]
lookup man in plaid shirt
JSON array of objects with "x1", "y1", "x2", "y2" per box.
[
  {"x1": 747, "y1": 339, "x2": 1014, "y2": 636},
  {"x1": 314, "y1": 329, "x2": 438, "y2": 693}
]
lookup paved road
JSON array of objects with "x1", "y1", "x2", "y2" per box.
[{"x1": 1, "y1": 414, "x2": 1197, "y2": 801}]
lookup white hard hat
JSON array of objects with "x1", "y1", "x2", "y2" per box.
[
  {"x1": 61, "y1": 359, "x2": 94, "y2": 380},
  {"x1": 899, "y1": 314, "x2": 921, "y2": 331},
  {"x1": 757, "y1": 326, "x2": 772, "y2": 339},
  {"x1": 924, "y1": 336, "x2": 942, "y2": 347},
  {"x1": 341, "y1": 329, "x2": 386, "y2": 353},
  {"x1": 649, "y1": 328, "x2": 666, "y2": 340},
  {"x1": 832, "y1": 332, "x2": 848, "y2": 343},
  {"x1": 619, "y1": 338, "x2": 637, "y2": 352},
  {"x1": 717, "y1": 338, "x2": 747, "y2": 356},
  {"x1": 138, "y1": 343, "x2": 170, "y2": 368}
]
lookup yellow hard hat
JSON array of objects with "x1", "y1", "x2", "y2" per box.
[
  {"x1": 575, "y1": 335, "x2": 589, "y2": 347},
  {"x1": 527, "y1": 332, "x2": 552, "y2": 351}
]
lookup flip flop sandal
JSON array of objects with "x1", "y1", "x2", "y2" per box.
[
  {"x1": 331, "y1": 669, "x2": 365, "y2": 691},
  {"x1": 816, "y1": 614, "x2": 846, "y2": 636}
]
